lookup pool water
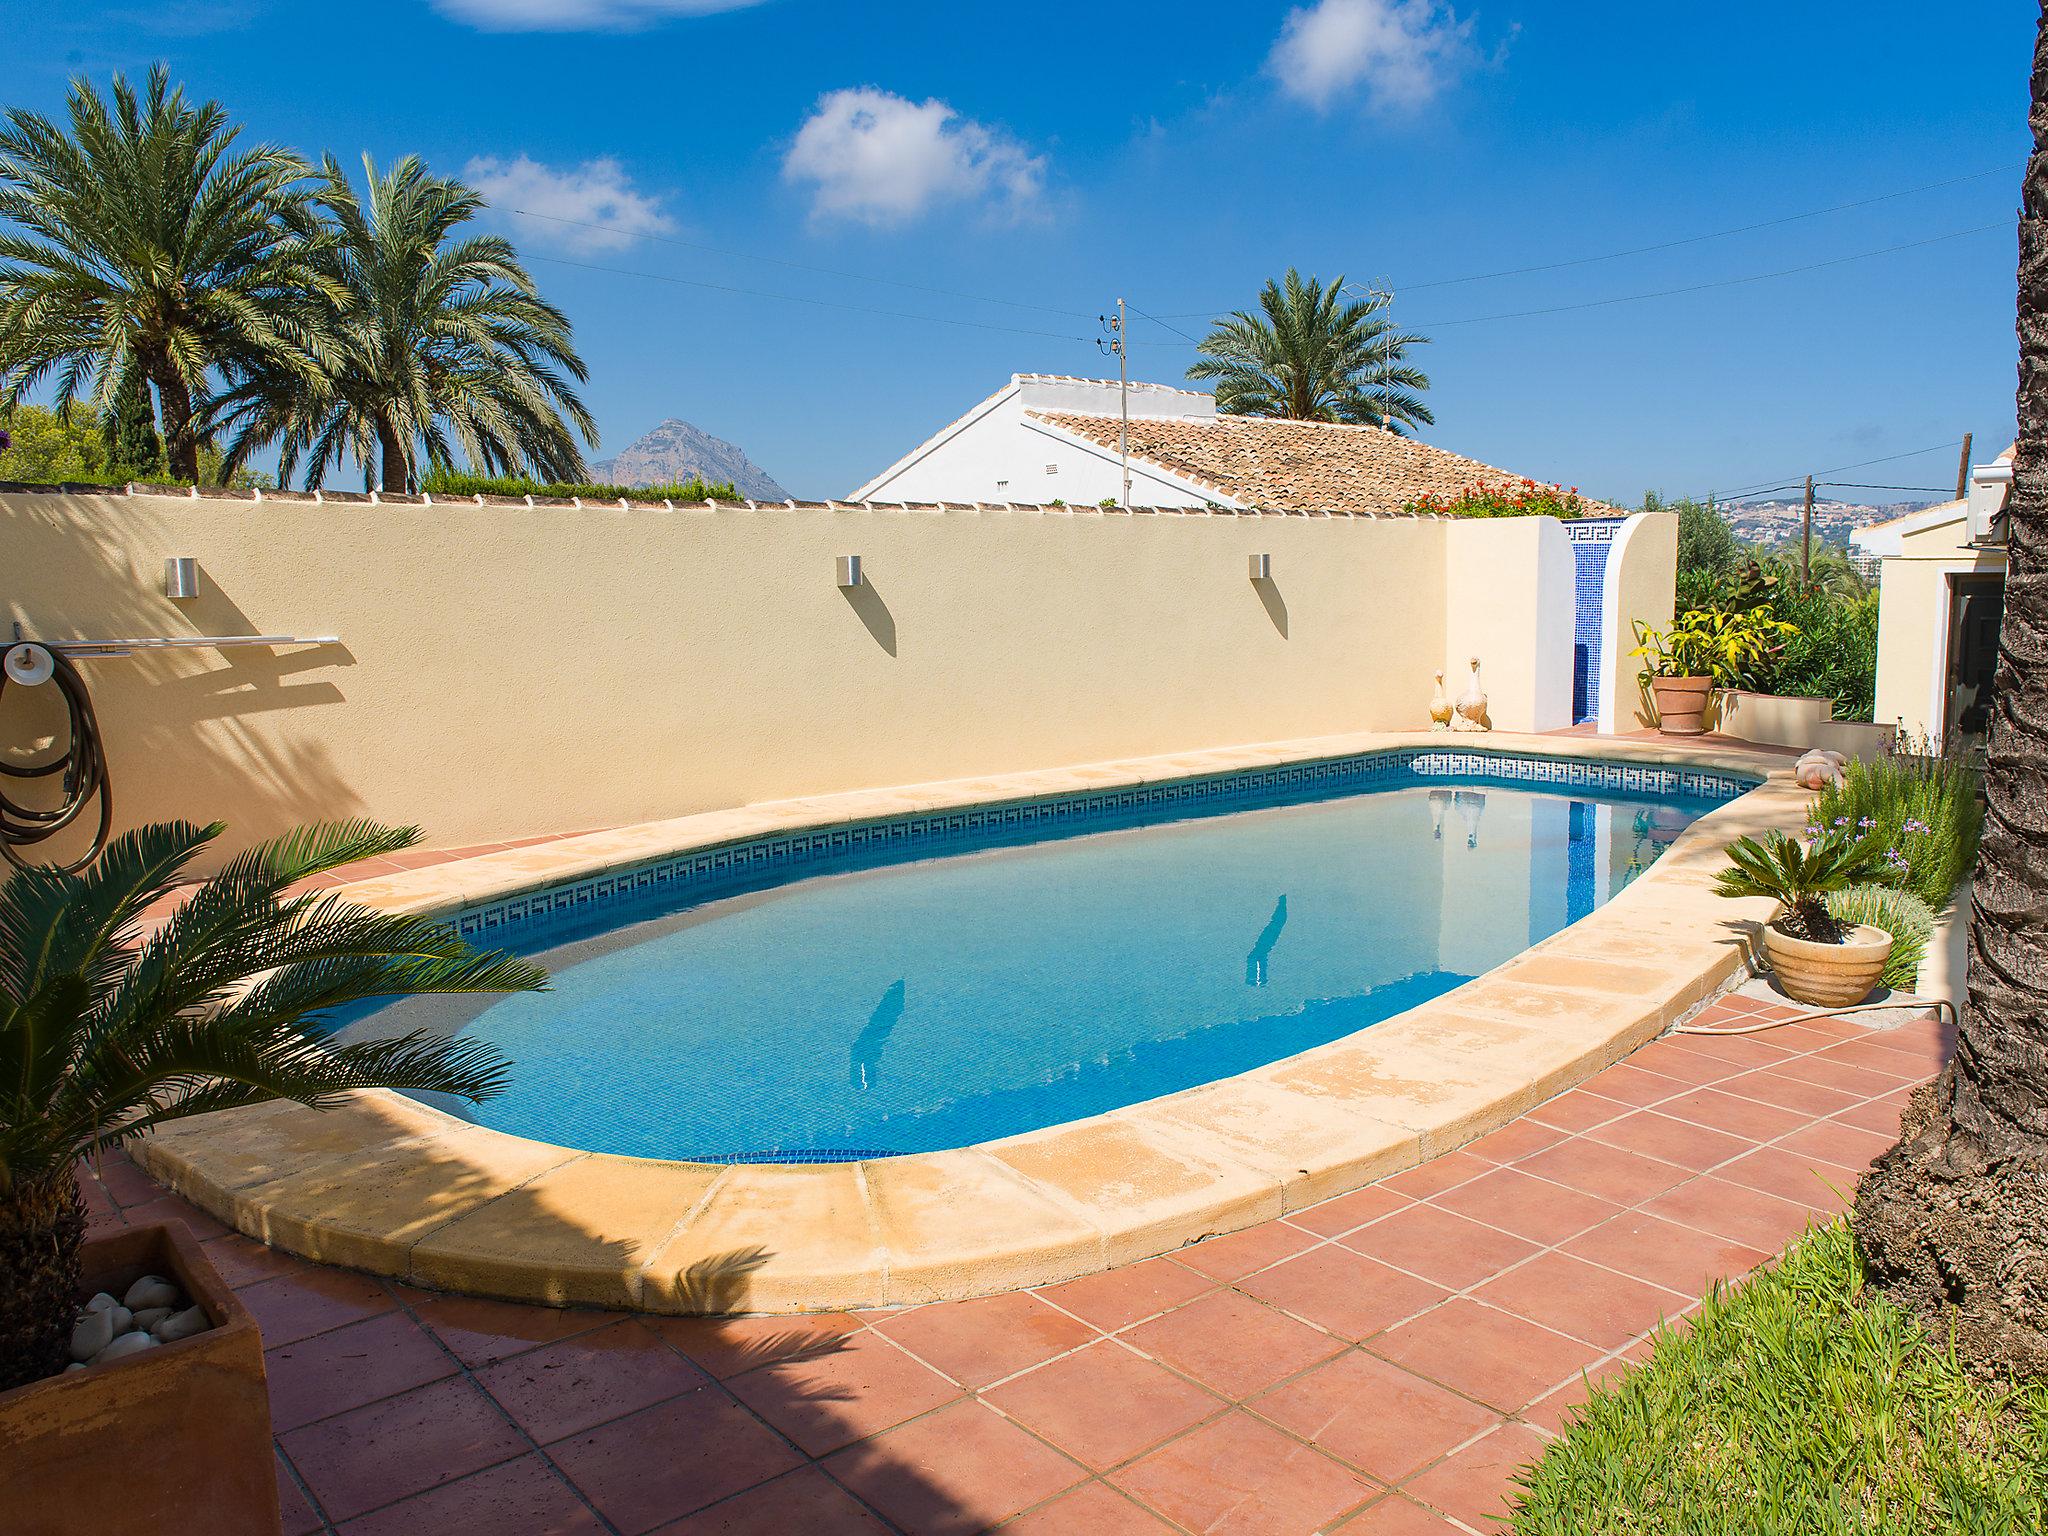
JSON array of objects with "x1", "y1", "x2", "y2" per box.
[{"x1": 344, "y1": 783, "x2": 1714, "y2": 1161}]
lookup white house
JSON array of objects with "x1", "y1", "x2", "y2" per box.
[
  {"x1": 851, "y1": 374, "x2": 1619, "y2": 515},
  {"x1": 1852, "y1": 446, "x2": 2011, "y2": 751}
]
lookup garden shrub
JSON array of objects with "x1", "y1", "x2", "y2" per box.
[
  {"x1": 1826, "y1": 884, "x2": 1937, "y2": 991},
  {"x1": 1403, "y1": 479, "x2": 1588, "y2": 518},
  {"x1": 1812, "y1": 749, "x2": 1984, "y2": 910},
  {"x1": 421, "y1": 469, "x2": 740, "y2": 503}
]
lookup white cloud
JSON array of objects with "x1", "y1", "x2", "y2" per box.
[
  {"x1": 1269, "y1": 0, "x2": 1477, "y2": 113},
  {"x1": 782, "y1": 88, "x2": 1046, "y2": 227},
  {"x1": 432, "y1": 0, "x2": 768, "y2": 30},
  {"x1": 463, "y1": 155, "x2": 676, "y2": 252}
]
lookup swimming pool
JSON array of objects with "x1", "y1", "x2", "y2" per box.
[{"x1": 340, "y1": 753, "x2": 1737, "y2": 1162}]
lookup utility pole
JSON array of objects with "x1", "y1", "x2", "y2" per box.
[
  {"x1": 1801, "y1": 474, "x2": 1814, "y2": 583},
  {"x1": 1956, "y1": 432, "x2": 1973, "y2": 500},
  {"x1": 1098, "y1": 302, "x2": 1130, "y2": 511}
]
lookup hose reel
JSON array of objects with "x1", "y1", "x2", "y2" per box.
[{"x1": 1, "y1": 640, "x2": 113, "y2": 874}]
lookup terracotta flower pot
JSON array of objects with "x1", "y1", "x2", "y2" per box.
[
  {"x1": 0, "y1": 1221, "x2": 279, "y2": 1536},
  {"x1": 1650, "y1": 675, "x2": 1715, "y2": 736},
  {"x1": 1763, "y1": 921, "x2": 1895, "y2": 1008}
]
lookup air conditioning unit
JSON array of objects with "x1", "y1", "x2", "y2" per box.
[{"x1": 1966, "y1": 461, "x2": 2011, "y2": 545}]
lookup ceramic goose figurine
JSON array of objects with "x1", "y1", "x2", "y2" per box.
[
  {"x1": 1429, "y1": 670, "x2": 1454, "y2": 729},
  {"x1": 1453, "y1": 658, "x2": 1490, "y2": 731}
]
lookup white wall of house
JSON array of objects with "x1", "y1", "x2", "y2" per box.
[
  {"x1": 851, "y1": 376, "x2": 1223, "y2": 507},
  {"x1": 1868, "y1": 508, "x2": 2008, "y2": 747}
]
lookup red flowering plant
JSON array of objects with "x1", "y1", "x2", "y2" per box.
[{"x1": 1402, "y1": 478, "x2": 1588, "y2": 519}]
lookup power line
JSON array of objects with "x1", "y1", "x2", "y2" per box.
[
  {"x1": 1125, "y1": 300, "x2": 1202, "y2": 345},
  {"x1": 519, "y1": 251, "x2": 1093, "y2": 342},
  {"x1": 503, "y1": 207, "x2": 1095, "y2": 320},
  {"x1": 1150, "y1": 165, "x2": 2014, "y2": 317},
  {"x1": 1823, "y1": 481, "x2": 1956, "y2": 493},
  {"x1": 1711, "y1": 439, "x2": 1967, "y2": 502}
]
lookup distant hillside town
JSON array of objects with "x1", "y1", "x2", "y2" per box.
[{"x1": 1715, "y1": 496, "x2": 1942, "y2": 550}]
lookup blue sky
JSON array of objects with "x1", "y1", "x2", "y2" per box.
[{"x1": 8, "y1": 1, "x2": 2036, "y2": 502}]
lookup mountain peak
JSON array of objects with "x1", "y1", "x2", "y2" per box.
[{"x1": 590, "y1": 418, "x2": 790, "y2": 500}]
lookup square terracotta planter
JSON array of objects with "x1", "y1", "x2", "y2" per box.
[{"x1": 0, "y1": 1221, "x2": 280, "y2": 1536}]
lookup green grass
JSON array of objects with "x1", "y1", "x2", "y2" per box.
[
  {"x1": 1812, "y1": 751, "x2": 1984, "y2": 911},
  {"x1": 420, "y1": 469, "x2": 740, "y2": 503},
  {"x1": 1826, "y1": 884, "x2": 1937, "y2": 991},
  {"x1": 1510, "y1": 1221, "x2": 2048, "y2": 1535}
]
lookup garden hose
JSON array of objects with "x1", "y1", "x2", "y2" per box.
[
  {"x1": 1677, "y1": 996, "x2": 1958, "y2": 1038},
  {"x1": 0, "y1": 642, "x2": 113, "y2": 874}
]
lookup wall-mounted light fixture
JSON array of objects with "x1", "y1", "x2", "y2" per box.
[
  {"x1": 164, "y1": 557, "x2": 200, "y2": 600},
  {"x1": 836, "y1": 555, "x2": 863, "y2": 588},
  {"x1": 1248, "y1": 552, "x2": 1272, "y2": 581}
]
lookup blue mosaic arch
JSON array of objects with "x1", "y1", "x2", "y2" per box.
[{"x1": 1566, "y1": 518, "x2": 1629, "y2": 725}]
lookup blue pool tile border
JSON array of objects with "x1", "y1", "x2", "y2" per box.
[{"x1": 444, "y1": 748, "x2": 1759, "y2": 952}]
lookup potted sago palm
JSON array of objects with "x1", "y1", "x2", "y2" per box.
[
  {"x1": 1713, "y1": 827, "x2": 1892, "y2": 1006},
  {"x1": 0, "y1": 821, "x2": 544, "y2": 1536}
]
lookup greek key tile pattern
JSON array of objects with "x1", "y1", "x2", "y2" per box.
[{"x1": 444, "y1": 748, "x2": 1755, "y2": 951}]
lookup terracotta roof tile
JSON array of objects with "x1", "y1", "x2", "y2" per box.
[{"x1": 1027, "y1": 410, "x2": 1620, "y2": 517}]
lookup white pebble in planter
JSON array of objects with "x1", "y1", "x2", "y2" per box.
[{"x1": 123, "y1": 1275, "x2": 179, "y2": 1312}]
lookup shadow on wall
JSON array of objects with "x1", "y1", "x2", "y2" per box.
[
  {"x1": 841, "y1": 575, "x2": 897, "y2": 656},
  {"x1": 1253, "y1": 574, "x2": 1288, "y2": 638},
  {"x1": 1, "y1": 494, "x2": 366, "y2": 869}
]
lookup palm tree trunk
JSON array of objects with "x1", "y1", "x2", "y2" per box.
[
  {"x1": 1853, "y1": 14, "x2": 2048, "y2": 1377},
  {"x1": 378, "y1": 422, "x2": 409, "y2": 494},
  {"x1": 144, "y1": 352, "x2": 202, "y2": 485},
  {"x1": 0, "y1": 1174, "x2": 86, "y2": 1391}
]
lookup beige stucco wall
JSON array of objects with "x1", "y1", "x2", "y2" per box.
[
  {"x1": 4, "y1": 491, "x2": 1466, "y2": 864},
  {"x1": 1442, "y1": 516, "x2": 1577, "y2": 733},
  {"x1": 1598, "y1": 512, "x2": 1678, "y2": 734},
  {"x1": 1872, "y1": 511, "x2": 2007, "y2": 743}
]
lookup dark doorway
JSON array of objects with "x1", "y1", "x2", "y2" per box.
[{"x1": 1946, "y1": 573, "x2": 2005, "y2": 752}]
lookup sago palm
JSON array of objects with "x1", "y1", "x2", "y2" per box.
[
  {"x1": 1713, "y1": 828, "x2": 1879, "y2": 943},
  {"x1": 1186, "y1": 269, "x2": 1433, "y2": 433},
  {"x1": 220, "y1": 154, "x2": 595, "y2": 492},
  {"x1": 0, "y1": 820, "x2": 545, "y2": 1390},
  {"x1": 0, "y1": 67, "x2": 327, "y2": 482}
]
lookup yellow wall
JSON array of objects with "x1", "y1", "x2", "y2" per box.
[
  {"x1": 1599, "y1": 513, "x2": 1677, "y2": 734},
  {"x1": 1872, "y1": 512, "x2": 2007, "y2": 742},
  {"x1": 1442, "y1": 517, "x2": 1577, "y2": 733},
  {"x1": 4, "y1": 490, "x2": 1462, "y2": 863}
]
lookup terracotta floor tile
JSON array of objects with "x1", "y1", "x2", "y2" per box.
[
  {"x1": 1431, "y1": 1167, "x2": 1623, "y2": 1246},
  {"x1": 1235, "y1": 1243, "x2": 1448, "y2": 1341},
  {"x1": 1583, "y1": 1109, "x2": 1755, "y2": 1173},
  {"x1": 1813, "y1": 1037, "x2": 1936, "y2": 1080},
  {"x1": 1123, "y1": 1289, "x2": 1345, "y2": 1399},
  {"x1": 1659, "y1": 1031, "x2": 1797, "y2": 1071},
  {"x1": 120, "y1": 1194, "x2": 233, "y2": 1241},
  {"x1": 999, "y1": 1481, "x2": 1179, "y2": 1534},
  {"x1": 479, "y1": 1319, "x2": 710, "y2": 1445},
  {"x1": 1251, "y1": 1351, "x2": 1499, "y2": 1484},
  {"x1": 1832, "y1": 1097, "x2": 1909, "y2": 1138},
  {"x1": 1171, "y1": 1219, "x2": 1323, "y2": 1280},
  {"x1": 984, "y1": 1340, "x2": 1220, "y2": 1470},
  {"x1": 1114, "y1": 1412, "x2": 1379, "y2": 1536},
  {"x1": 724, "y1": 1329, "x2": 961, "y2": 1457},
  {"x1": 872, "y1": 1290, "x2": 1097, "y2": 1388},
  {"x1": 653, "y1": 1466, "x2": 887, "y2": 1535},
  {"x1": 277, "y1": 1454, "x2": 324, "y2": 1536},
  {"x1": 1714, "y1": 1146, "x2": 1859, "y2": 1214},
  {"x1": 548, "y1": 1384, "x2": 803, "y2": 1533},
  {"x1": 239, "y1": 1268, "x2": 398, "y2": 1348},
  {"x1": 1287, "y1": 1183, "x2": 1414, "y2": 1239},
  {"x1": 1371, "y1": 1300, "x2": 1599, "y2": 1413},
  {"x1": 1035, "y1": 1255, "x2": 1215, "y2": 1332},
  {"x1": 1520, "y1": 1348, "x2": 1639, "y2": 1434},
  {"x1": 402, "y1": 1288, "x2": 621, "y2": 1369},
  {"x1": 1651, "y1": 1087, "x2": 1812, "y2": 1144},
  {"x1": 1471, "y1": 1251, "x2": 1687, "y2": 1350},
  {"x1": 1773, "y1": 1118, "x2": 1899, "y2": 1171},
  {"x1": 1854, "y1": 1023, "x2": 1953, "y2": 1073},
  {"x1": 1339, "y1": 1203, "x2": 1541, "y2": 1291},
  {"x1": 336, "y1": 1454, "x2": 602, "y2": 1536},
  {"x1": 1380, "y1": 1150, "x2": 1492, "y2": 1200},
  {"x1": 1716, "y1": 1068, "x2": 1863, "y2": 1117},
  {"x1": 87, "y1": 1154, "x2": 163, "y2": 1206},
  {"x1": 202, "y1": 1233, "x2": 311, "y2": 1289},
  {"x1": 1525, "y1": 1089, "x2": 1632, "y2": 1133},
  {"x1": 1769, "y1": 1054, "x2": 1913, "y2": 1099},
  {"x1": 280, "y1": 1375, "x2": 529, "y2": 1523},
  {"x1": 1624, "y1": 1040, "x2": 1738, "y2": 1087},
  {"x1": 1515, "y1": 1136, "x2": 1692, "y2": 1205},
  {"x1": 1462, "y1": 1117, "x2": 1569, "y2": 1166},
  {"x1": 822, "y1": 1399, "x2": 1086, "y2": 1535},
  {"x1": 646, "y1": 1311, "x2": 863, "y2": 1381},
  {"x1": 1641, "y1": 1176, "x2": 1824, "y2": 1253},
  {"x1": 1402, "y1": 1422, "x2": 1551, "y2": 1531},
  {"x1": 266, "y1": 1310, "x2": 459, "y2": 1433},
  {"x1": 1578, "y1": 1062, "x2": 1690, "y2": 1109},
  {"x1": 1561, "y1": 1211, "x2": 1768, "y2": 1297},
  {"x1": 1337, "y1": 1492, "x2": 1465, "y2": 1532}
]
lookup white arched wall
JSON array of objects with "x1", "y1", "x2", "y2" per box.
[
  {"x1": 1595, "y1": 513, "x2": 1679, "y2": 735},
  {"x1": 1442, "y1": 516, "x2": 1576, "y2": 733}
]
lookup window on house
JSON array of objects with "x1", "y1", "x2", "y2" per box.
[{"x1": 1044, "y1": 463, "x2": 1059, "y2": 475}]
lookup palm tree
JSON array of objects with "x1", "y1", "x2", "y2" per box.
[
  {"x1": 0, "y1": 820, "x2": 545, "y2": 1390},
  {"x1": 0, "y1": 68, "x2": 326, "y2": 483},
  {"x1": 1186, "y1": 270, "x2": 1433, "y2": 433},
  {"x1": 1853, "y1": 15, "x2": 2048, "y2": 1379},
  {"x1": 221, "y1": 154, "x2": 595, "y2": 492}
]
